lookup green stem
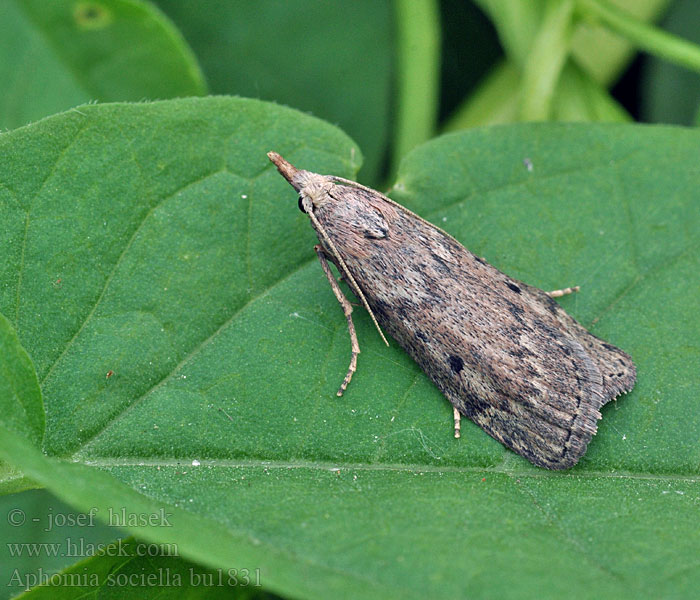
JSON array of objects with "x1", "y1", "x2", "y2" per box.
[
  {"x1": 519, "y1": 0, "x2": 576, "y2": 121},
  {"x1": 392, "y1": 0, "x2": 440, "y2": 174},
  {"x1": 576, "y1": 0, "x2": 700, "y2": 73}
]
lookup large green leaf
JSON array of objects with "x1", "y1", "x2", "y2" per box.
[
  {"x1": 0, "y1": 489, "x2": 122, "y2": 600},
  {"x1": 0, "y1": 0, "x2": 205, "y2": 131},
  {"x1": 0, "y1": 98, "x2": 698, "y2": 598},
  {"x1": 0, "y1": 428, "x2": 287, "y2": 599},
  {"x1": 13, "y1": 534, "x2": 269, "y2": 599},
  {"x1": 153, "y1": 0, "x2": 392, "y2": 183}
]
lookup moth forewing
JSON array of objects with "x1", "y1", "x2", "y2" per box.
[{"x1": 268, "y1": 152, "x2": 636, "y2": 470}]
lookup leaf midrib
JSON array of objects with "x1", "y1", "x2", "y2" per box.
[{"x1": 76, "y1": 456, "x2": 700, "y2": 482}]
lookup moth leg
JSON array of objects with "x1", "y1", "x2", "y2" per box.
[
  {"x1": 307, "y1": 210, "x2": 389, "y2": 347},
  {"x1": 314, "y1": 245, "x2": 360, "y2": 397},
  {"x1": 453, "y1": 407, "x2": 461, "y2": 439},
  {"x1": 546, "y1": 285, "x2": 580, "y2": 298}
]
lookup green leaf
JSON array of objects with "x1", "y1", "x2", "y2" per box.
[
  {"x1": 0, "y1": 313, "x2": 43, "y2": 447},
  {"x1": 153, "y1": 0, "x2": 391, "y2": 183},
  {"x1": 14, "y1": 534, "x2": 268, "y2": 599},
  {"x1": 1, "y1": 100, "x2": 699, "y2": 598},
  {"x1": 0, "y1": 461, "x2": 37, "y2": 494},
  {"x1": 0, "y1": 0, "x2": 205, "y2": 131},
  {"x1": 0, "y1": 488, "x2": 124, "y2": 597},
  {"x1": 0, "y1": 427, "x2": 291, "y2": 598},
  {"x1": 0, "y1": 97, "x2": 359, "y2": 460}
]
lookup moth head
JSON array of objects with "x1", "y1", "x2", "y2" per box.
[
  {"x1": 267, "y1": 151, "x2": 332, "y2": 214},
  {"x1": 297, "y1": 177, "x2": 333, "y2": 214}
]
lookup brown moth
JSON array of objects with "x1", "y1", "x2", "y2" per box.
[{"x1": 268, "y1": 152, "x2": 636, "y2": 469}]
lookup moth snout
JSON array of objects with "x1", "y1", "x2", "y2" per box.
[{"x1": 267, "y1": 151, "x2": 300, "y2": 189}]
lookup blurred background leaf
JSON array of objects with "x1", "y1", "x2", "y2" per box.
[
  {"x1": 0, "y1": 0, "x2": 205, "y2": 131},
  {"x1": 154, "y1": 0, "x2": 393, "y2": 183},
  {"x1": 0, "y1": 489, "x2": 121, "y2": 599}
]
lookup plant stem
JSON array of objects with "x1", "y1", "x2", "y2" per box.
[
  {"x1": 576, "y1": 0, "x2": 700, "y2": 73},
  {"x1": 392, "y1": 0, "x2": 440, "y2": 174},
  {"x1": 520, "y1": 0, "x2": 575, "y2": 121}
]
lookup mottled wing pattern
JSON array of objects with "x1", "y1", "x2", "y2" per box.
[{"x1": 315, "y1": 182, "x2": 635, "y2": 469}]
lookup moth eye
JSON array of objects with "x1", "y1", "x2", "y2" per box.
[{"x1": 298, "y1": 196, "x2": 306, "y2": 213}]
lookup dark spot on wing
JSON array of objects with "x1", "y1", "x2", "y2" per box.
[
  {"x1": 506, "y1": 282, "x2": 521, "y2": 294},
  {"x1": 448, "y1": 355, "x2": 464, "y2": 374}
]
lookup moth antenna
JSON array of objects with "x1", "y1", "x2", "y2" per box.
[{"x1": 308, "y1": 210, "x2": 389, "y2": 347}]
